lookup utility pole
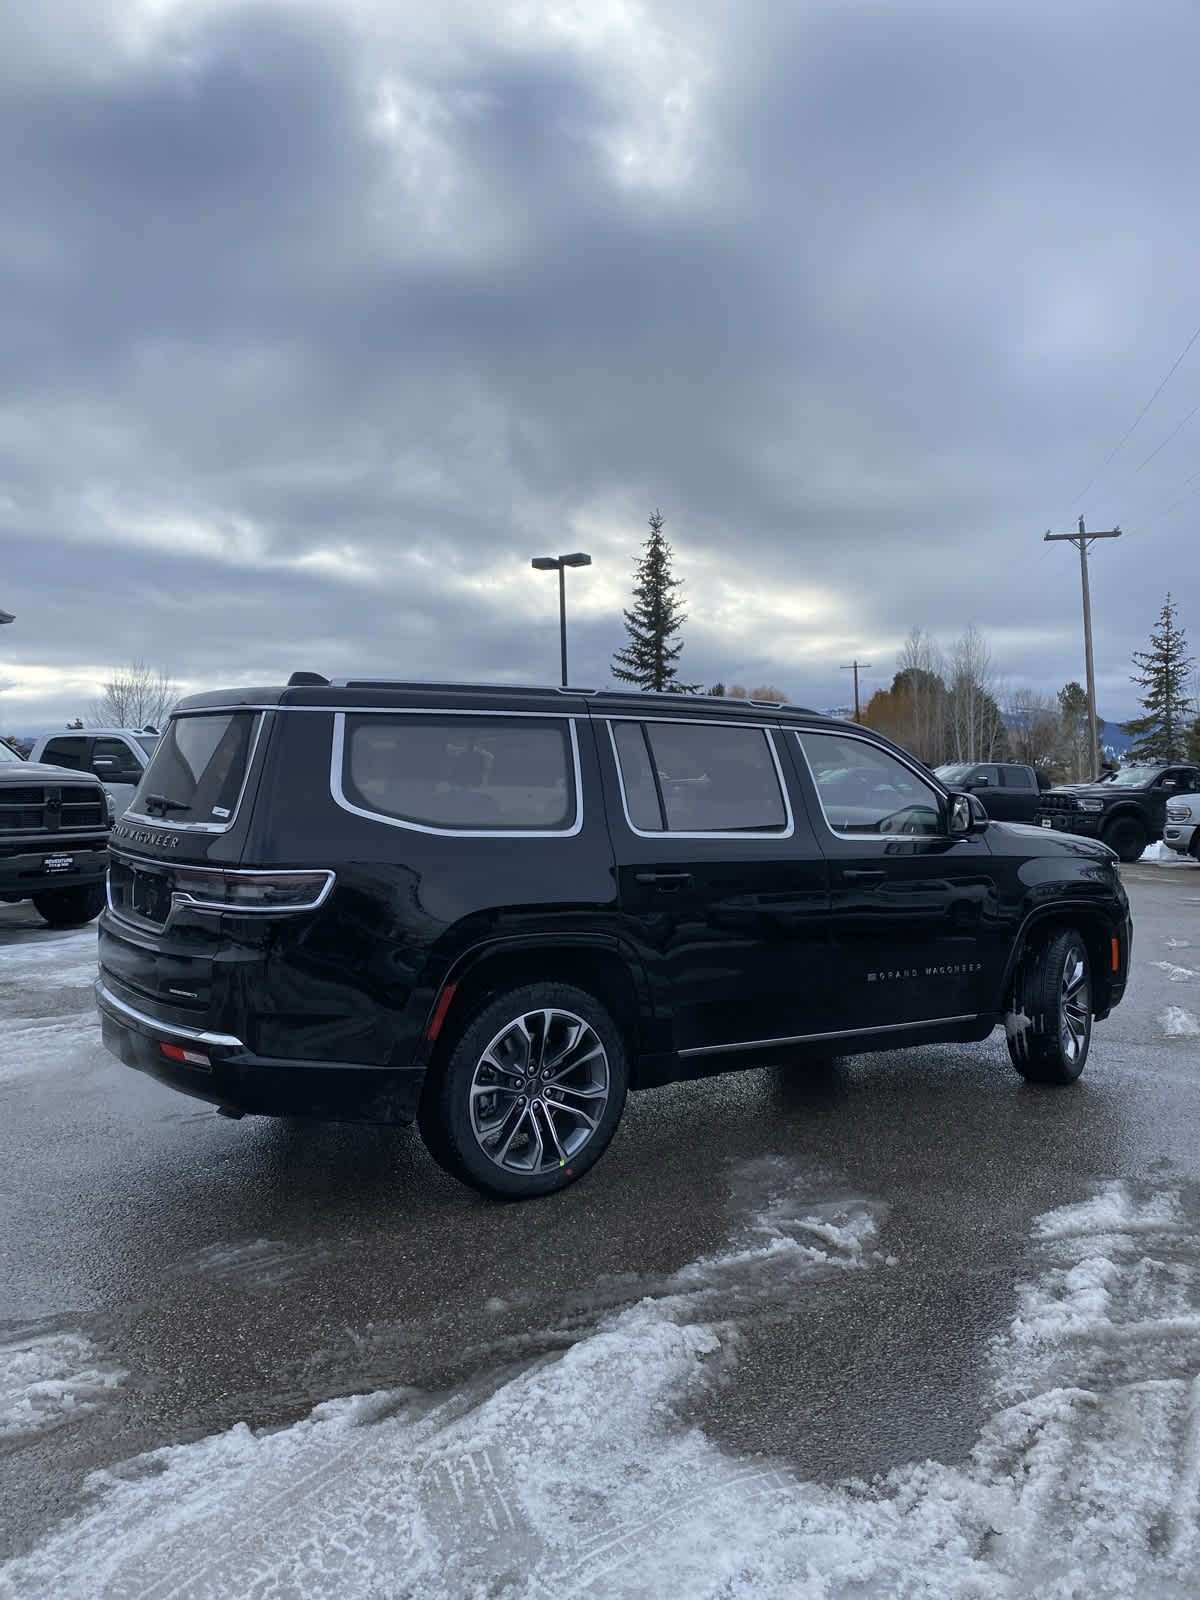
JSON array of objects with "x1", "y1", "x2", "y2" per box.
[
  {"x1": 1043, "y1": 517, "x2": 1121, "y2": 778},
  {"x1": 841, "y1": 660, "x2": 871, "y2": 723}
]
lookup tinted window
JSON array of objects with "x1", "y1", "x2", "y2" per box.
[
  {"x1": 136, "y1": 712, "x2": 260, "y2": 824},
  {"x1": 342, "y1": 716, "x2": 574, "y2": 831},
  {"x1": 41, "y1": 737, "x2": 84, "y2": 770},
  {"x1": 92, "y1": 737, "x2": 143, "y2": 774},
  {"x1": 970, "y1": 765, "x2": 1001, "y2": 787},
  {"x1": 612, "y1": 720, "x2": 787, "y2": 833},
  {"x1": 1001, "y1": 767, "x2": 1035, "y2": 789},
  {"x1": 797, "y1": 730, "x2": 942, "y2": 835}
]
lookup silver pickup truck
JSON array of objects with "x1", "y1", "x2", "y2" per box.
[{"x1": 1163, "y1": 792, "x2": 1200, "y2": 861}]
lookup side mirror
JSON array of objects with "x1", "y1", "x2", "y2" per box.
[
  {"x1": 967, "y1": 774, "x2": 990, "y2": 788},
  {"x1": 948, "y1": 791, "x2": 988, "y2": 836}
]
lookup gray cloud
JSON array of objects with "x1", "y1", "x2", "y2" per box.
[{"x1": 2, "y1": 0, "x2": 1199, "y2": 733}]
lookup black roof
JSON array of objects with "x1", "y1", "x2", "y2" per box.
[{"x1": 173, "y1": 674, "x2": 834, "y2": 726}]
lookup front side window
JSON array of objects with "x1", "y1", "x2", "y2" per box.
[
  {"x1": 611, "y1": 720, "x2": 788, "y2": 833},
  {"x1": 340, "y1": 716, "x2": 575, "y2": 832},
  {"x1": 797, "y1": 731, "x2": 943, "y2": 836},
  {"x1": 92, "y1": 737, "x2": 144, "y2": 778}
]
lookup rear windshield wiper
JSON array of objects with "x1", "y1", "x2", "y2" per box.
[{"x1": 145, "y1": 794, "x2": 191, "y2": 817}]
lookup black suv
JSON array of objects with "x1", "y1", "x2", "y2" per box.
[{"x1": 95, "y1": 676, "x2": 1132, "y2": 1198}]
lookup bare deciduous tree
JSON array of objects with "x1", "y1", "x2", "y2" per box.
[
  {"x1": 895, "y1": 626, "x2": 947, "y2": 763},
  {"x1": 946, "y1": 625, "x2": 1007, "y2": 762},
  {"x1": 1005, "y1": 689, "x2": 1059, "y2": 771},
  {"x1": 89, "y1": 660, "x2": 180, "y2": 729}
]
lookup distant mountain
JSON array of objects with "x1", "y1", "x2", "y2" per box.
[{"x1": 1001, "y1": 709, "x2": 1134, "y2": 762}]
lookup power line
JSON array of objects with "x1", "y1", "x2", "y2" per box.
[
  {"x1": 1134, "y1": 397, "x2": 1200, "y2": 473},
  {"x1": 1071, "y1": 319, "x2": 1200, "y2": 507}
]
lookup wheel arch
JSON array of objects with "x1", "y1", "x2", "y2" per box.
[
  {"x1": 999, "y1": 906, "x2": 1123, "y2": 1021},
  {"x1": 421, "y1": 936, "x2": 653, "y2": 1086},
  {"x1": 1099, "y1": 804, "x2": 1149, "y2": 835}
]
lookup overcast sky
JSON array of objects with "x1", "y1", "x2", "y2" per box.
[{"x1": 3, "y1": 0, "x2": 1199, "y2": 731}]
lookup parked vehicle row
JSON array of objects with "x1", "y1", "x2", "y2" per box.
[
  {"x1": 94, "y1": 676, "x2": 1131, "y2": 1199},
  {"x1": 1032, "y1": 762, "x2": 1200, "y2": 862},
  {"x1": 28, "y1": 726, "x2": 160, "y2": 818}
]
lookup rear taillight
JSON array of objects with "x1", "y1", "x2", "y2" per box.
[{"x1": 172, "y1": 868, "x2": 335, "y2": 914}]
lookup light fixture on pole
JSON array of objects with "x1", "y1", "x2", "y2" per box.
[{"x1": 530, "y1": 552, "x2": 591, "y2": 687}]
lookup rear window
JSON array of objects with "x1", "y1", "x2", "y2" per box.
[
  {"x1": 133, "y1": 712, "x2": 261, "y2": 825},
  {"x1": 339, "y1": 715, "x2": 577, "y2": 832},
  {"x1": 610, "y1": 719, "x2": 789, "y2": 833}
]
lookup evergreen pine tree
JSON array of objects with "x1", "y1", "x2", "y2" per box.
[
  {"x1": 1120, "y1": 594, "x2": 1195, "y2": 761},
  {"x1": 611, "y1": 511, "x2": 698, "y2": 692}
]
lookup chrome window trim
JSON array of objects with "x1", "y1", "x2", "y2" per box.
[
  {"x1": 329, "y1": 712, "x2": 584, "y2": 838},
  {"x1": 679, "y1": 1014, "x2": 979, "y2": 1057},
  {"x1": 174, "y1": 704, "x2": 592, "y2": 718},
  {"x1": 123, "y1": 711, "x2": 266, "y2": 834},
  {"x1": 793, "y1": 727, "x2": 948, "y2": 846},
  {"x1": 95, "y1": 979, "x2": 246, "y2": 1050},
  {"x1": 605, "y1": 720, "x2": 795, "y2": 840}
]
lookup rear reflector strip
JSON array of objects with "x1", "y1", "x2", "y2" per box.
[
  {"x1": 1112, "y1": 937, "x2": 1120, "y2": 971},
  {"x1": 160, "y1": 1042, "x2": 211, "y2": 1068}
]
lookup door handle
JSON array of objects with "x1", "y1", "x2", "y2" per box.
[
  {"x1": 634, "y1": 872, "x2": 692, "y2": 888},
  {"x1": 843, "y1": 869, "x2": 886, "y2": 885}
]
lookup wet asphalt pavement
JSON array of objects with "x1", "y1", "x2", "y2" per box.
[{"x1": 2, "y1": 861, "x2": 1199, "y2": 1562}]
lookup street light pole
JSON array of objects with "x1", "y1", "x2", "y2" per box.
[
  {"x1": 1044, "y1": 517, "x2": 1121, "y2": 777},
  {"x1": 531, "y1": 552, "x2": 592, "y2": 687}
]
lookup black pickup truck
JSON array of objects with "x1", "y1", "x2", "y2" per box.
[
  {"x1": 1033, "y1": 762, "x2": 1200, "y2": 862},
  {"x1": 0, "y1": 739, "x2": 111, "y2": 924},
  {"x1": 932, "y1": 762, "x2": 1051, "y2": 824}
]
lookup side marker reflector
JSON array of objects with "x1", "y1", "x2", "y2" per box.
[{"x1": 427, "y1": 985, "x2": 457, "y2": 1041}]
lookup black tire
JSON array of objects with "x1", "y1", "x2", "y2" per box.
[
  {"x1": 1101, "y1": 814, "x2": 1147, "y2": 864},
  {"x1": 418, "y1": 983, "x2": 628, "y2": 1199},
  {"x1": 31, "y1": 882, "x2": 106, "y2": 927},
  {"x1": 1005, "y1": 927, "x2": 1092, "y2": 1084}
]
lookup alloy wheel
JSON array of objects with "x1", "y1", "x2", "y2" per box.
[
  {"x1": 1058, "y1": 943, "x2": 1091, "y2": 1065},
  {"x1": 469, "y1": 1007, "x2": 611, "y2": 1175}
]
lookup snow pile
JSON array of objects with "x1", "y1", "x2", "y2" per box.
[
  {"x1": 1141, "y1": 841, "x2": 1197, "y2": 867},
  {"x1": 6, "y1": 1180, "x2": 1200, "y2": 1596},
  {"x1": 0, "y1": 1334, "x2": 124, "y2": 1441},
  {"x1": 1162, "y1": 1006, "x2": 1200, "y2": 1036},
  {"x1": 0, "y1": 1014, "x2": 102, "y2": 1087},
  {"x1": 1152, "y1": 960, "x2": 1198, "y2": 983},
  {"x1": 0, "y1": 926, "x2": 98, "y2": 980}
]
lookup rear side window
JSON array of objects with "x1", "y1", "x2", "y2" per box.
[
  {"x1": 1001, "y1": 767, "x2": 1035, "y2": 789},
  {"x1": 134, "y1": 712, "x2": 261, "y2": 825},
  {"x1": 610, "y1": 720, "x2": 789, "y2": 833},
  {"x1": 41, "y1": 737, "x2": 85, "y2": 770},
  {"x1": 339, "y1": 715, "x2": 577, "y2": 833}
]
